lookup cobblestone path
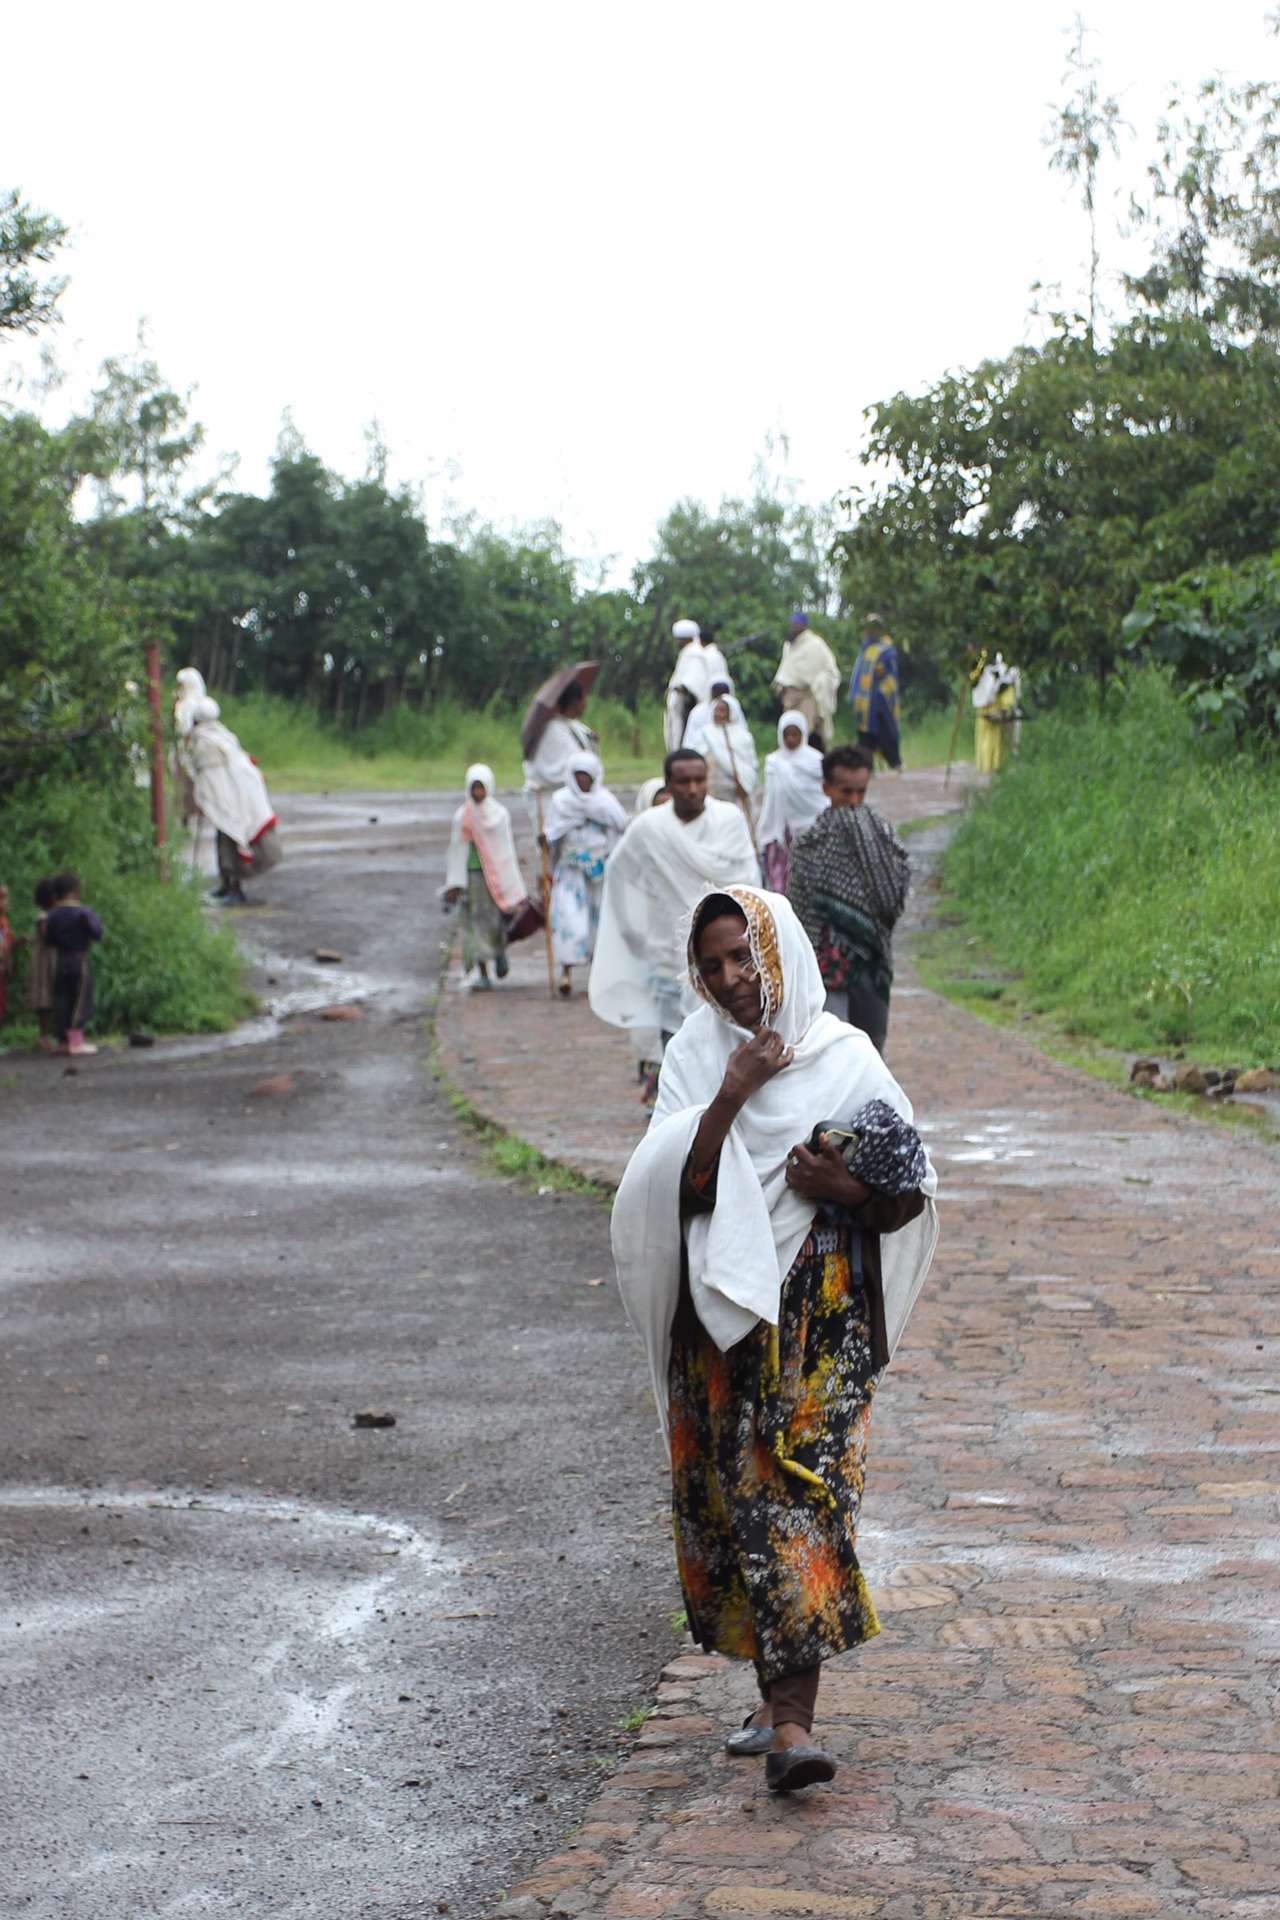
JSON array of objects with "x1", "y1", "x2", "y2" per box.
[{"x1": 439, "y1": 770, "x2": 1280, "y2": 1919}]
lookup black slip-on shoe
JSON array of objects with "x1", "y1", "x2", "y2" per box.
[
  {"x1": 764, "y1": 1745, "x2": 837, "y2": 1793},
  {"x1": 725, "y1": 1713, "x2": 775, "y2": 1757}
]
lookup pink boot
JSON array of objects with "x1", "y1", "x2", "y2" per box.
[{"x1": 67, "y1": 1029, "x2": 98, "y2": 1057}]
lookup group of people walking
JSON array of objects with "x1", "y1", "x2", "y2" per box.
[{"x1": 446, "y1": 613, "x2": 935, "y2": 1798}]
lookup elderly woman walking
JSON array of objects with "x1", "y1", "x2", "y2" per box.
[
  {"x1": 443, "y1": 764, "x2": 529, "y2": 990},
  {"x1": 542, "y1": 750, "x2": 628, "y2": 998},
  {"x1": 611, "y1": 885, "x2": 937, "y2": 1792}
]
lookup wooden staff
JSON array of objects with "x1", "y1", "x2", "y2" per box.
[
  {"x1": 535, "y1": 789, "x2": 558, "y2": 998},
  {"x1": 720, "y1": 725, "x2": 760, "y2": 861}
]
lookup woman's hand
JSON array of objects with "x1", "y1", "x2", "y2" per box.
[
  {"x1": 784, "y1": 1137, "x2": 872, "y2": 1208},
  {"x1": 720, "y1": 1029, "x2": 794, "y2": 1107},
  {"x1": 687, "y1": 1030, "x2": 794, "y2": 1187}
]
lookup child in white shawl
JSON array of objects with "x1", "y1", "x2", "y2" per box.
[
  {"x1": 542, "y1": 751, "x2": 628, "y2": 997},
  {"x1": 757, "y1": 711, "x2": 827, "y2": 892},
  {"x1": 611, "y1": 884, "x2": 937, "y2": 1793},
  {"x1": 444, "y1": 765, "x2": 529, "y2": 989}
]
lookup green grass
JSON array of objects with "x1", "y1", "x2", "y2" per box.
[
  {"x1": 937, "y1": 671, "x2": 1280, "y2": 1064},
  {"x1": 0, "y1": 778, "x2": 251, "y2": 1047},
  {"x1": 438, "y1": 1079, "x2": 613, "y2": 1202},
  {"x1": 218, "y1": 689, "x2": 960, "y2": 793}
]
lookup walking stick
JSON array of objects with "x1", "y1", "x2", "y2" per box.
[
  {"x1": 721, "y1": 727, "x2": 760, "y2": 862},
  {"x1": 535, "y1": 789, "x2": 558, "y2": 998}
]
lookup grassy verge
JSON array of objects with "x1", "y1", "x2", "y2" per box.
[
  {"x1": 0, "y1": 779, "x2": 251, "y2": 1047},
  {"x1": 933, "y1": 669, "x2": 1280, "y2": 1070},
  {"x1": 220, "y1": 690, "x2": 959, "y2": 792},
  {"x1": 913, "y1": 909, "x2": 1279, "y2": 1142}
]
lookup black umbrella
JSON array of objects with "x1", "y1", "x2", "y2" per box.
[{"x1": 519, "y1": 660, "x2": 598, "y2": 758}]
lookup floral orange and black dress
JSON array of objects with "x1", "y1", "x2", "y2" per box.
[{"x1": 668, "y1": 1181, "x2": 923, "y2": 1684}]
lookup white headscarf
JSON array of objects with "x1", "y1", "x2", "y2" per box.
[
  {"x1": 445, "y1": 764, "x2": 527, "y2": 912},
  {"x1": 756, "y1": 710, "x2": 827, "y2": 848},
  {"x1": 542, "y1": 751, "x2": 629, "y2": 842},
  {"x1": 174, "y1": 666, "x2": 213, "y2": 737},
  {"x1": 683, "y1": 691, "x2": 760, "y2": 796},
  {"x1": 610, "y1": 885, "x2": 939, "y2": 1441},
  {"x1": 633, "y1": 776, "x2": 668, "y2": 816}
]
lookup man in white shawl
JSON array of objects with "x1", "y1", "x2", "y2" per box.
[
  {"x1": 665, "y1": 619, "x2": 731, "y2": 752},
  {"x1": 771, "y1": 611, "x2": 841, "y2": 746},
  {"x1": 682, "y1": 679, "x2": 760, "y2": 827},
  {"x1": 443, "y1": 764, "x2": 530, "y2": 989},
  {"x1": 757, "y1": 710, "x2": 828, "y2": 893},
  {"x1": 610, "y1": 884, "x2": 938, "y2": 1793},
  {"x1": 588, "y1": 747, "x2": 758, "y2": 1064},
  {"x1": 173, "y1": 668, "x2": 282, "y2": 905},
  {"x1": 542, "y1": 750, "x2": 628, "y2": 997}
]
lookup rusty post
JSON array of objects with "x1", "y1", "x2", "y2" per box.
[{"x1": 144, "y1": 639, "x2": 168, "y2": 877}]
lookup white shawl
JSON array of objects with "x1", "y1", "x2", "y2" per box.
[
  {"x1": 522, "y1": 715, "x2": 598, "y2": 793},
  {"x1": 180, "y1": 713, "x2": 276, "y2": 854},
  {"x1": 610, "y1": 886, "x2": 938, "y2": 1440},
  {"x1": 587, "y1": 797, "x2": 759, "y2": 1034},
  {"x1": 756, "y1": 710, "x2": 828, "y2": 848},
  {"x1": 445, "y1": 764, "x2": 527, "y2": 911},
  {"x1": 542, "y1": 751, "x2": 629, "y2": 844},
  {"x1": 683, "y1": 696, "x2": 760, "y2": 798},
  {"x1": 771, "y1": 626, "x2": 841, "y2": 731}
]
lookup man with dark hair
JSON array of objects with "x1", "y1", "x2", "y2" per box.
[
  {"x1": 590, "y1": 747, "x2": 757, "y2": 1080},
  {"x1": 786, "y1": 743, "x2": 909, "y2": 1052}
]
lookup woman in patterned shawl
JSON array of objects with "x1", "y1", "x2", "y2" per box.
[{"x1": 611, "y1": 885, "x2": 937, "y2": 1793}]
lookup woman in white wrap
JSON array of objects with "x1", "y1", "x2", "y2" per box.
[
  {"x1": 443, "y1": 765, "x2": 529, "y2": 989},
  {"x1": 610, "y1": 884, "x2": 937, "y2": 1793},
  {"x1": 756, "y1": 711, "x2": 826, "y2": 892},
  {"x1": 683, "y1": 684, "x2": 760, "y2": 824},
  {"x1": 173, "y1": 668, "x2": 282, "y2": 905},
  {"x1": 542, "y1": 751, "x2": 628, "y2": 997}
]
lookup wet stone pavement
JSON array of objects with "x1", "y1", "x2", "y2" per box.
[{"x1": 438, "y1": 769, "x2": 1280, "y2": 1919}]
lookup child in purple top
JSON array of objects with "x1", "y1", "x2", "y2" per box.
[{"x1": 43, "y1": 872, "x2": 104, "y2": 1057}]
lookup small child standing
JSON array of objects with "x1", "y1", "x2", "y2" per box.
[
  {"x1": 44, "y1": 872, "x2": 104, "y2": 1057},
  {"x1": 24, "y1": 877, "x2": 57, "y2": 1049}
]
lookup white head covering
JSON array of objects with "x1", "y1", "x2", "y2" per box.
[
  {"x1": 609, "y1": 884, "x2": 939, "y2": 1441},
  {"x1": 756, "y1": 710, "x2": 827, "y2": 848},
  {"x1": 174, "y1": 667, "x2": 217, "y2": 736},
  {"x1": 542, "y1": 750, "x2": 629, "y2": 842},
  {"x1": 445, "y1": 765, "x2": 527, "y2": 912},
  {"x1": 633, "y1": 776, "x2": 668, "y2": 816},
  {"x1": 682, "y1": 691, "x2": 759, "y2": 795},
  {"x1": 672, "y1": 617, "x2": 700, "y2": 643}
]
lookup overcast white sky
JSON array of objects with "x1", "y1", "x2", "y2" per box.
[{"x1": 4, "y1": 2, "x2": 1278, "y2": 581}]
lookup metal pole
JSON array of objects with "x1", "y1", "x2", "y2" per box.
[{"x1": 144, "y1": 639, "x2": 168, "y2": 877}]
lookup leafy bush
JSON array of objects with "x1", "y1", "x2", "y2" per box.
[
  {"x1": 1125, "y1": 555, "x2": 1280, "y2": 740},
  {"x1": 0, "y1": 777, "x2": 249, "y2": 1040},
  {"x1": 943, "y1": 671, "x2": 1280, "y2": 1057}
]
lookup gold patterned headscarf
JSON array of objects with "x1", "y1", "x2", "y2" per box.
[{"x1": 688, "y1": 886, "x2": 785, "y2": 1029}]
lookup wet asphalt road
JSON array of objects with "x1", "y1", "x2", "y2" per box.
[{"x1": 0, "y1": 792, "x2": 676, "y2": 1918}]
